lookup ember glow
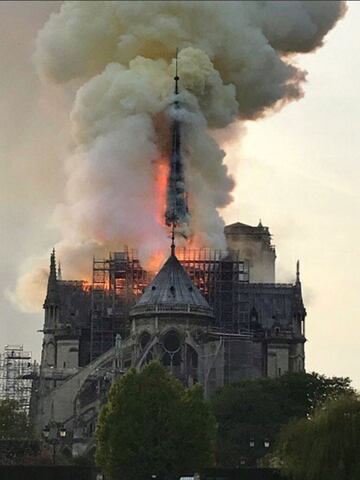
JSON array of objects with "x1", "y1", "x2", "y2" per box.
[
  {"x1": 144, "y1": 251, "x2": 168, "y2": 275},
  {"x1": 81, "y1": 280, "x2": 91, "y2": 292},
  {"x1": 137, "y1": 157, "x2": 171, "y2": 274},
  {"x1": 154, "y1": 158, "x2": 170, "y2": 227}
]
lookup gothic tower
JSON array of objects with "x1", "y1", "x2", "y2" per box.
[
  {"x1": 39, "y1": 249, "x2": 82, "y2": 393},
  {"x1": 41, "y1": 248, "x2": 59, "y2": 369}
]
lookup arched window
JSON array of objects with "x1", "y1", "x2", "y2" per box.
[
  {"x1": 172, "y1": 351, "x2": 181, "y2": 366},
  {"x1": 161, "y1": 351, "x2": 181, "y2": 367},
  {"x1": 162, "y1": 352, "x2": 171, "y2": 367},
  {"x1": 139, "y1": 331, "x2": 151, "y2": 351},
  {"x1": 161, "y1": 330, "x2": 182, "y2": 368},
  {"x1": 184, "y1": 344, "x2": 197, "y2": 367},
  {"x1": 163, "y1": 330, "x2": 180, "y2": 353},
  {"x1": 46, "y1": 342, "x2": 55, "y2": 366}
]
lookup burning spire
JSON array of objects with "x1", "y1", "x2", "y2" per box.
[
  {"x1": 165, "y1": 50, "x2": 189, "y2": 231},
  {"x1": 12, "y1": 2, "x2": 346, "y2": 312},
  {"x1": 170, "y1": 223, "x2": 176, "y2": 257}
]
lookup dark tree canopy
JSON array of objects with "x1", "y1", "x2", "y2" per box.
[
  {"x1": 0, "y1": 399, "x2": 34, "y2": 440},
  {"x1": 0, "y1": 399, "x2": 38, "y2": 464},
  {"x1": 211, "y1": 372, "x2": 354, "y2": 466},
  {"x1": 96, "y1": 362, "x2": 216, "y2": 480},
  {"x1": 276, "y1": 395, "x2": 360, "y2": 480}
]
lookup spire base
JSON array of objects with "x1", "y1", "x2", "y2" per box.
[{"x1": 171, "y1": 223, "x2": 176, "y2": 257}]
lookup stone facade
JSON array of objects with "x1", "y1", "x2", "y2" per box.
[
  {"x1": 224, "y1": 221, "x2": 276, "y2": 283},
  {"x1": 31, "y1": 223, "x2": 306, "y2": 456}
]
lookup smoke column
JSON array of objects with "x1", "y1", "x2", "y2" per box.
[{"x1": 14, "y1": 0, "x2": 346, "y2": 311}]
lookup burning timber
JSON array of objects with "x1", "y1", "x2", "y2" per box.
[{"x1": 31, "y1": 221, "x2": 306, "y2": 457}]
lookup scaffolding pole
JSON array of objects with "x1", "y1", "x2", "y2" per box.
[
  {"x1": 0, "y1": 345, "x2": 35, "y2": 412},
  {"x1": 90, "y1": 249, "x2": 151, "y2": 361},
  {"x1": 89, "y1": 248, "x2": 250, "y2": 358}
]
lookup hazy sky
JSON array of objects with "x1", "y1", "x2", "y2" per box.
[{"x1": 1, "y1": 2, "x2": 359, "y2": 387}]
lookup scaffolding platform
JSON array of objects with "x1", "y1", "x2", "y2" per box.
[
  {"x1": 90, "y1": 249, "x2": 151, "y2": 361},
  {"x1": 0, "y1": 345, "x2": 35, "y2": 412},
  {"x1": 89, "y1": 248, "x2": 250, "y2": 360}
]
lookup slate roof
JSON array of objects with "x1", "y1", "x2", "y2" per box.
[{"x1": 130, "y1": 254, "x2": 213, "y2": 317}]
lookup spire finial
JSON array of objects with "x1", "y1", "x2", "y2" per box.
[
  {"x1": 171, "y1": 223, "x2": 176, "y2": 257},
  {"x1": 174, "y1": 48, "x2": 179, "y2": 95},
  {"x1": 296, "y1": 259, "x2": 300, "y2": 284},
  {"x1": 50, "y1": 248, "x2": 57, "y2": 280},
  {"x1": 44, "y1": 247, "x2": 59, "y2": 307}
]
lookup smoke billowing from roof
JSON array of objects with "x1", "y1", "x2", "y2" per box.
[{"x1": 14, "y1": 1, "x2": 345, "y2": 311}]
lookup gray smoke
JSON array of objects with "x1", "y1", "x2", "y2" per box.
[{"x1": 14, "y1": 0, "x2": 346, "y2": 311}]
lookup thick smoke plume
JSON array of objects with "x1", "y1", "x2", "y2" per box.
[{"x1": 15, "y1": 0, "x2": 345, "y2": 311}]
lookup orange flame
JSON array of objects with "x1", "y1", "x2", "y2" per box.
[
  {"x1": 81, "y1": 280, "x2": 92, "y2": 291},
  {"x1": 145, "y1": 250, "x2": 168, "y2": 274},
  {"x1": 154, "y1": 157, "x2": 169, "y2": 225},
  {"x1": 141, "y1": 158, "x2": 170, "y2": 273}
]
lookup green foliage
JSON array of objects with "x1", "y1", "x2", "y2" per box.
[
  {"x1": 0, "y1": 399, "x2": 35, "y2": 440},
  {"x1": 96, "y1": 361, "x2": 217, "y2": 480},
  {"x1": 211, "y1": 372, "x2": 353, "y2": 466},
  {"x1": 276, "y1": 395, "x2": 360, "y2": 480},
  {"x1": 0, "y1": 399, "x2": 38, "y2": 464}
]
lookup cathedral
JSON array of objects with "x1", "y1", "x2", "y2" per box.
[
  {"x1": 30, "y1": 68, "x2": 306, "y2": 457},
  {"x1": 31, "y1": 222, "x2": 306, "y2": 457}
]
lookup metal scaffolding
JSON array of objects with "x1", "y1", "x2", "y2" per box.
[
  {"x1": 90, "y1": 248, "x2": 151, "y2": 361},
  {"x1": 90, "y1": 248, "x2": 250, "y2": 360},
  {"x1": 0, "y1": 345, "x2": 35, "y2": 412},
  {"x1": 177, "y1": 248, "x2": 249, "y2": 331}
]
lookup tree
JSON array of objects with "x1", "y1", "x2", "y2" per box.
[
  {"x1": 0, "y1": 399, "x2": 38, "y2": 464},
  {"x1": 211, "y1": 372, "x2": 354, "y2": 466},
  {"x1": 96, "y1": 361, "x2": 217, "y2": 480},
  {"x1": 0, "y1": 399, "x2": 34, "y2": 440},
  {"x1": 275, "y1": 395, "x2": 360, "y2": 480}
]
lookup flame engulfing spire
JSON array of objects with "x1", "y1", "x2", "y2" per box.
[
  {"x1": 12, "y1": 2, "x2": 346, "y2": 312},
  {"x1": 165, "y1": 50, "x2": 189, "y2": 230}
]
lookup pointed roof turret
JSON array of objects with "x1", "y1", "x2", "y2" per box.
[
  {"x1": 296, "y1": 259, "x2": 300, "y2": 284},
  {"x1": 293, "y1": 259, "x2": 306, "y2": 317},
  {"x1": 43, "y1": 248, "x2": 59, "y2": 307},
  {"x1": 50, "y1": 248, "x2": 57, "y2": 279},
  {"x1": 130, "y1": 253, "x2": 213, "y2": 319},
  {"x1": 57, "y1": 261, "x2": 62, "y2": 281}
]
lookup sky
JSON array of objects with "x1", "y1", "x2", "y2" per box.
[{"x1": 1, "y1": 2, "x2": 359, "y2": 387}]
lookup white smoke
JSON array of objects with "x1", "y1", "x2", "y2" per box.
[{"x1": 14, "y1": 0, "x2": 346, "y2": 311}]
